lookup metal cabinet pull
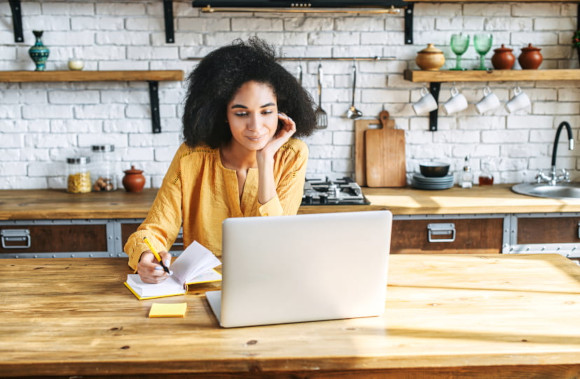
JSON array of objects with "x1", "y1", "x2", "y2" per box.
[
  {"x1": 427, "y1": 223, "x2": 456, "y2": 243},
  {"x1": 577, "y1": 222, "x2": 580, "y2": 239},
  {"x1": 1, "y1": 229, "x2": 31, "y2": 249}
]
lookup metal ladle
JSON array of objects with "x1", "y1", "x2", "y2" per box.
[{"x1": 346, "y1": 62, "x2": 363, "y2": 119}]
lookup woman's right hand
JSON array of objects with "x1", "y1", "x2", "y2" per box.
[{"x1": 137, "y1": 251, "x2": 172, "y2": 283}]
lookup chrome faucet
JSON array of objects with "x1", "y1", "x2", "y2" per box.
[{"x1": 536, "y1": 121, "x2": 575, "y2": 185}]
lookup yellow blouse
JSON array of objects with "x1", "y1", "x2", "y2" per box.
[{"x1": 124, "y1": 138, "x2": 308, "y2": 270}]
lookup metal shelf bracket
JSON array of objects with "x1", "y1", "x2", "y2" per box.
[
  {"x1": 404, "y1": 3, "x2": 414, "y2": 45},
  {"x1": 429, "y1": 82, "x2": 441, "y2": 132},
  {"x1": 148, "y1": 81, "x2": 162, "y2": 133},
  {"x1": 9, "y1": 0, "x2": 24, "y2": 43},
  {"x1": 163, "y1": 0, "x2": 175, "y2": 43}
]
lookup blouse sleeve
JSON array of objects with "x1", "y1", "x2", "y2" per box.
[
  {"x1": 258, "y1": 140, "x2": 308, "y2": 217},
  {"x1": 123, "y1": 147, "x2": 185, "y2": 271}
]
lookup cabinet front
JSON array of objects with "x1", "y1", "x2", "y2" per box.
[
  {"x1": 391, "y1": 218, "x2": 504, "y2": 254},
  {"x1": 517, "y1": 217, "x2": 580, "y2": 244},
  {"x1": 0, "y1": 224, "x2": 107, "y2": 255}
]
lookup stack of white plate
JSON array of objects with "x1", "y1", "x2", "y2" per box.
[{"x1": 411, "y1": 173, "x2": 454, "y2": 190}]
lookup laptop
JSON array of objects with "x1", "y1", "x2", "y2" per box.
[{"x1": 206, "y1": 210, "x2": 392, "y2": 328}]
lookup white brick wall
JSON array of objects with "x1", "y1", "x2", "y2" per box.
[{"x1": 0, "y1": 0, "x2": 579, "y2": 189}]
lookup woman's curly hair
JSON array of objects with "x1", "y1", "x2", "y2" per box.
[{"x1": 182, "y1": 37, "x2": 317, "y2": 148}]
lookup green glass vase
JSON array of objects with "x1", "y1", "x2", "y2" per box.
[{"x1": 28, "y1": 30, "x2": 50, "y2": 71}]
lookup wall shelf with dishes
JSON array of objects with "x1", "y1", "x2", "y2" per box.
[
  {"x1": 403, "y1": 69, "x2": 580, "y2": 131},
  {"x1": 0, "y1": 70, "x2": 184, "y2": 133}
]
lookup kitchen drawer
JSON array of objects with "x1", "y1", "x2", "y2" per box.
[
  {"x1": 120, "y1": 222, "x2": 184, "y2": 251},
  {"x1": 391, "y1": 217, "x2": 504, "y2": 254},
  {"x1": 0, "y1": 224, "x2": 107, "y2": 255},
  {"x1": 517, "y1": 217, "x2": 580, "y2": 244}
]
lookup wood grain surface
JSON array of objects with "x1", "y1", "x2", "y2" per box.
[
  {"x1": 354, "y1": 118, "x2": 382, "y2": 186},
  {"x1": 4, "y1": 185, "x2": 580, "y2": 220},
  {"x1": 1, "y1": 254, "x2": 580, "y2": 378},
  {"x1": 404, "y1": 69, "x2": 580, "y2": 83},
  {"x1": 364, "y1": 111, "x2": 406, "y2": 187},
  {"x1": 0, "y1": 70, "x2": 184, "y2": 83}
]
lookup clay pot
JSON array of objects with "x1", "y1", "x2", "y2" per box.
[
  {"x1": 122, "y1": 165, "x2": 146, "y2": 192},
  {"x1": 491, "y1": 44, "x2": 515, "y2": 70},
  {"x1": 415, "y1": 44, "x2": 446, "y2": 71},
  {"x1": 518, "y1": 43, "x2": 543, "y2": 70}
]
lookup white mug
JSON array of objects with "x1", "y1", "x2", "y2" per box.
[
  {"x1": 442, "y1": 86, "x2": 468, "y2": 115},
  {"x1": 475, "y1": 87, "x2": 501, "y2": 114},
  {"x1": 506, "y1": 86, "x2": 531, "y2": 113},
  {"x1": 412, "y1": 87, "x2": 438, "y2": 115}
]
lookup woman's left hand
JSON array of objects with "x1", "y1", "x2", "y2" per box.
[{"x1": 258, "y1": 112, "x2": 296, "y2": 160}]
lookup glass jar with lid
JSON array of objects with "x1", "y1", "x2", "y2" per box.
[
  {"x1": 66, "y1": 157, "x2": 92, "y2": 193},
  {"x1": 91, "y1": 145, "x2": 116, "y2": 192}
]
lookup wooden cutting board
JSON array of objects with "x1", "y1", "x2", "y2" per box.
[
  {"x1": 354, "y1": 113, "x2": 395, "y2": 186},
  {"x1": 364, "y1": 111, "x2": 406, "y2": 187}
]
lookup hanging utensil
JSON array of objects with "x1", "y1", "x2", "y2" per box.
[
  {"x1": 346, "y1": 61, "x2": 363, "y2": 119},
  {"x1": 297, "y1": 64, "x2": 303, "y2": 86},
  {"x1": 315, "y1": 63, "x2": 328, "y2": 129}
]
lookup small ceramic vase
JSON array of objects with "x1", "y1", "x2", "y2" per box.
[
  {"x1": 28, "y1": 30, "x2": 50, "y2": 71},
  {"x1": 122, "y1": 166, "x2": 146, "y2": 193},
  {"x1": 491, "y1": 44, "x2": 515, "y2": 70},
  {"x1": 415, "y1": 44, "x2": 446, "y2": 71},
  {"x1": 518, "y1": 43, "x2": 543, "y2": 70}
]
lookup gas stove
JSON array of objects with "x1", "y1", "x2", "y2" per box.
[{"x1": 301, "y1": 177, "x2": 369, "y2": 206}]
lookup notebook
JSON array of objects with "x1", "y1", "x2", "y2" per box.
[
  {"x1": 206, "y1": 210, "x2": 392, "y2": 328},
  {"x1": 125, "y1": 241, "x2": 221, "y2": 300}
]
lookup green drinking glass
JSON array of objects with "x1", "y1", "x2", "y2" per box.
[
  {"x1": 474, "y1": 33, "x2": 493, "y2": 70},
  {"x1": 450, "y1": 33, "x2": 470, "y2": 71}
]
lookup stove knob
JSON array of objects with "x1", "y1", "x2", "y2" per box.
[
  {"x1": 303, "y1": 195, "x2": 313, "y2": 205},
  {"x1": 319, "y1": 194, "x2": 328, "y2": 204}
]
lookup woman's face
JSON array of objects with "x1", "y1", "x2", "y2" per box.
[{"x1": 226, "y1": 81, "x2": 278, "y2": 152}]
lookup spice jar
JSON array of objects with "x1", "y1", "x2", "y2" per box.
[
  {"x1": 491, "y1": 44, "x2": 515, "y2": 70},
  {"x1": 66, "y1": 157, "x2": 91, "y2": 193},
  {"x1": 91, "y1": 145, "x2": 116, "y2": 192},
  {"x1": 122, "y1": 166, "x2": 146, "y2": 193},
  {"x1": 518, "y1": 43, "x2": 543, "y2": 70},
  {"x1": 415, "y1": 43, "x2": 446, "y2": 71}
]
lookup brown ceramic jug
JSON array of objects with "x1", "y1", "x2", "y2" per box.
[
  {"x1": 415, "y1": 43, "x2": 446, "y2": 71},
  {"x1": 122, "y1": 165, "x2": 146, "y2": 192},
  {"x1": 491, "y1": 44, "x2": 515, "y2": 70},
  {"x1": 518, "y1": 43, "x2": 543, "y2": 70}
]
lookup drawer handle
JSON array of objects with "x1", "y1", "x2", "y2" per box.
[
  {"x1": 1, "y1": 229, "x2": 31, "y2": 249},
  {"x1": 427, "y1": 223, "x2": 456, "y2": 243}
]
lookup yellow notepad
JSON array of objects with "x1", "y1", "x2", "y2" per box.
[{"x1": 149, "y1": 302, "x2": 187, "y2": 318}]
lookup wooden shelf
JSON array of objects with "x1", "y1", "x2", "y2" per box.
[
  {"x1": 0, "y1": 70, "x2": 184, "y2": 83},
  {"x1": 404, "y1": 69, "x2": 580, "y2": 83}
]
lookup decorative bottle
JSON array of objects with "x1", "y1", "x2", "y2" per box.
[
  {"x1": 460, "y1": 156, "x2": 473, "y2": 189},
  {"x1": 28, "y1": 30, "x2": 50, "y2": 71}
]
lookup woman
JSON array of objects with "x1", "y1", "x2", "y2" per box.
[{"x1": 124, "y1": 38, "x2": 316, "y2": 283}]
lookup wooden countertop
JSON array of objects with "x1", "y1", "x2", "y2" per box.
[
  {"x1": 2, "y1": 185, "x2": 580, "y2": 220},
  {"x1": 1, "y1": 254, "x2": 579, "y2": 378}
]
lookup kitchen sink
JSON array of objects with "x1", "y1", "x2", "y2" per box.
[{"x1": 511, "y1": 182, "x2": 580, "y2": 199}]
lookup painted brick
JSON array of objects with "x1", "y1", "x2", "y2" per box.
[
  {"x1": 463, "y1": 4, "x2": 511, "y2": 16},
  {"x1": 22, "y1": 105, "x2": 73, "y2": 119},
  {"x1": 507, "y1": 116, "x2": 554, "y2": 129},
  {"x1": 533, "y1": 102, "x2": 580, "y2": 115},
  {"x1": 74, "y1": 104, "x2": 125, "y2": 119},
  {"x1": 27, "y1": 162, "x2": 61, "y2": 176},
  {"x1": 51, "y1": 120, "x2": 103, "y2": 133},
  {"x1": 41, "y1": 2, "x2": 94, "y2": 16},
  {"x1": 96, "y1": 3, "x2": 146, "y2": 16},
  {"x1": 485, "y1": 17, "x2": 532, "y2": 32},
  {"x1": 49, "y1": 91, "x2": 100, "y2": 104},
  {"x1": 481, "y1": 130, "x2": 529, "y2": 143},
  {"x1": 512, "y1": 4, "x2": 560, "y2": 16},
  {"x1": 284, "y1": 17, "x2": 335, "y2": 32},
  {"x1": 232, "y1": 18, "x2": 284, "y2": 32}
]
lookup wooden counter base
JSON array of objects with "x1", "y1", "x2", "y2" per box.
[{"x1": 1, "y1": 254, "x2": 579, "y2": 378}]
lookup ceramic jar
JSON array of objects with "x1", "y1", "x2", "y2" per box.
[
  {"x1": 491, "y1": 44, "x2": 515, "y2": 70},
  {"x1": 28, "y1": 30, "x2": 50, "y2": 71},
  {"x1": 415, "y1": 44, "x2": 446, "y2": 71},
  {"x1": 518, "y1": 43, "x2": 543, "y2": 70},
  {"x1": 122, "y1": 166, "x2": 146, "y2": 192}
]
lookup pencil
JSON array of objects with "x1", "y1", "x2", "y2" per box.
[{"x1": 143, "y1": 237, "x2": 171, "y2": 274}]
